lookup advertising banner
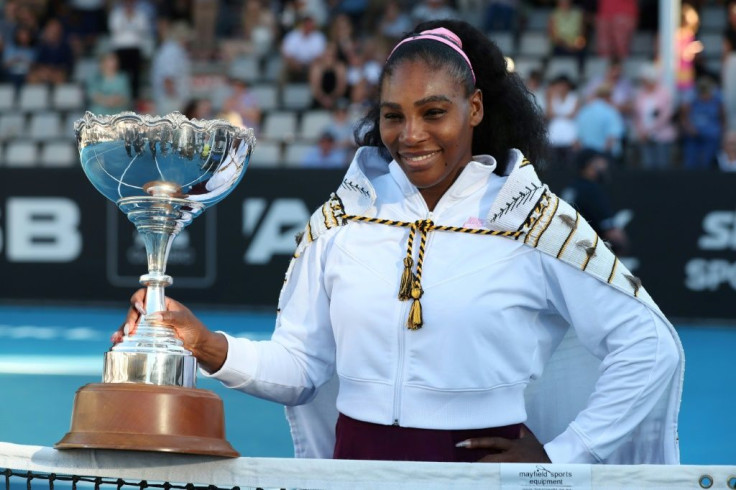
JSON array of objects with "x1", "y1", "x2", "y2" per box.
[{"x1": 0, "y1": 167, "x2": 734, "y2": 320}]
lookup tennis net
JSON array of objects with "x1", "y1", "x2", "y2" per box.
[{"x1": 1, "y1": 442, "x2": 735, "y2": 490}]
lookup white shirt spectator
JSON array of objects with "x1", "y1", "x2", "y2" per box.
[
  {"x1": 281, "y1": 25, "x2": 327, "y2": 65},
  {"x1": 108, "y1": 1, "x2": 151, "y2": 50}
]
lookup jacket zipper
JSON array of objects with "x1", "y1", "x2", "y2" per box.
[
  {"x1": 392, "y1": 210, "x2": 434, "y2": 426},
  {"x1": 392, "y1": 300, "x2": 408, "y2": 426}
]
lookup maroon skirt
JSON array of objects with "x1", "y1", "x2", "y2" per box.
[{"x1": 333, "y1": 413, "x2": 522, "y2": 462}]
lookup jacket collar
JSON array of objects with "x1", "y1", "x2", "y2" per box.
[{"x1": 336, "y1": 147, "x2": 546, "y2": 232}]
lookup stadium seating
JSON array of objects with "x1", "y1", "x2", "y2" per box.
[
  {"x1": 28, "y1": 112, "x2": 63, "y2": 141},
  {"x1": 0, "y1": 84, "x2": 15, "y2": 112},
  {"x1": 260, "y1": 111, "x2": 298, "y2": 142},
  {"x1": 0, "y1": 113, "x2": 26, "y2": 141},
  {"x1": 518, "y1": 32, "x2": 551, "y2": 58},
  {"x1": 18, "y1": 84, "x2": 51, "y2": 112},
  {"x1": 298, "y1": 110, "x2": 332, "y2": 141},
  {"x1": 0, "y1": 2, "x2": 725, "y2": 170},
  {"x1": 40, "y1": 140, "x2": 77, "y2": 167},
  {"x1": 247, "y1": 140, "x2": 282, "y2": 167},
  {"x1": 249, "y1": 84, "x2": 279, "y2": 112},
  {"x1": 52, "y1": 83, "x2": 86, "y2": 112},
  {"x1": 283, "y1": 141, "x2": 314, "y2": 167},
  {"x1": 228, "y1": 55, "x2": 261, "y2": 83},
  {"x1": 281, "y1": 83, "x2": 312, "y2": 111},
  {"x1": 4, "y1": 140, "x2": 39, "y2": 167},
  {"x1": 546, "y1": 57, "x2": 580, "y2": 81}
]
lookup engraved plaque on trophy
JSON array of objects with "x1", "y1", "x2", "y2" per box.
[{"x1": 56, "y1": 112, "x2": 255, "y2": 457}]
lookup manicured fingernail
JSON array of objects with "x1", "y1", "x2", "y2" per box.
[
  {"x1": 135, "y1": 302, "x2": 146, "y2": 315},
  {"x1": 111, "y1": 331, "x2": 122, "y2": 343},
  {"x1": 455, "y1": 440, "x2": 471, "y2": 448}
]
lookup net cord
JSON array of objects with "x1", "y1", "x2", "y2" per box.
[{"x1": 1, "y1": 442, "x2": 735, "y2": 490}]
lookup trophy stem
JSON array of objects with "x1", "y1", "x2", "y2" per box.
[{"x1": 104, "y1": 194, "x2": 205, "y2": 387}]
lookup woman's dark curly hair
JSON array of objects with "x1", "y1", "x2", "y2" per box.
[{"x1": 354, "y1": 19, "x2": 548, "y2": 174}]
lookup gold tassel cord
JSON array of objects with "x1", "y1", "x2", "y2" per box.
[
  {"x1": 407, "y1": 280, "x2": 424, "y2": 330},
  {"x1": 398, "y1": 256, "x2": 414, "y2": 300},
  {"x1": 398, "y1": 221, "x2": 420, "y2": 300},
  {"x1": 405, "y1": 219, "x2": 431, "y2": 330}
]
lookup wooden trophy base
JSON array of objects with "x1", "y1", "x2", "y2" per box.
[{"x1": 55, "y1": 383, "x2": 239, "y2": 457}]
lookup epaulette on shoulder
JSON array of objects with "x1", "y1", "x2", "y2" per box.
[
  {"x1": 485, "y1": 156, "x2": 663, "y2": 317},
  {"x1": 515, "y1": 187, "x2": 663, "y2": 317},
  {"x1": 294, "y1": 193, "x2": 348, "y2": 258}
]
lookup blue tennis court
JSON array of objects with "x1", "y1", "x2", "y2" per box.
[{"x1": 0, "y1": 305, "x2": 733, "y2": 464}]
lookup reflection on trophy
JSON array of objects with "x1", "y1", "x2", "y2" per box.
[{"x1": 56, "y1": 112, "x2": 255, "y2": 457}]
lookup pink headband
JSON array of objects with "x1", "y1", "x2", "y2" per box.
[{"x1": 388, "y1": 27, "x2": 476, "y2": 83}]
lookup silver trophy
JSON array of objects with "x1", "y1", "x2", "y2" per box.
[{"x1": 56, "y1": 111, "x2": 255, "y2": 457}]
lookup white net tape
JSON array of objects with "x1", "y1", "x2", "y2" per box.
[{"x1": 1, "y1": 443, "x2": 735, "y2": 490}]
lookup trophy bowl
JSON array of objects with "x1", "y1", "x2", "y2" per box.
[{"x1": 56, "y1": 112, "x2": 255, "y2": 457}]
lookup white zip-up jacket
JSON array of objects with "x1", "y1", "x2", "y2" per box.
[{"x1": 206, "y1": 147, "x2": 683, "y2": 464}]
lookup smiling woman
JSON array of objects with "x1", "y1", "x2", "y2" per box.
[
  {"x1": 113, "y1": 20, "x2": 684, "y2": 466},
  {"x1": 377, "y1": 60, "x2": 483, "y2": 210}
]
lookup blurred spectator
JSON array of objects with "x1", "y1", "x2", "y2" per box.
[
  {"x1": 548, "y1": 0, "x2": 586, "y2": 75},
  {"x1": 26, "y1": 19, "x2": 75, "y2": 85},
  {"x1": 309, "y1": 42, "x2": 348, "y2": 110},
  {"x1": 328, "y1": 13, "x2": 358, "y2": 64},
  {"x1": 331, "y1": 0, "x2": 369, "y2": 32},
  {"x1": 300, "y1": 130, "x2": 348, "y2": 168},
  {"x1": 220, "y1": 0, "x2": 277, "y2": 61},
  {"x1": 215, "y1": 107, "x2": 245, "y2": 127},
  {"x1": 87, "y1": 52, "x2": 132, "y2": 115},
  {"x1": 717, "y1": 129, "x2": 736, "y2": 171},
  {"x1": 484, "y1": 0, "x2": 519, "y2": 32},
  {"x1": 578, "y1": 0, "x2": 597, "y2": 47},
  {"x1": 66, "y1": 0, "x2": 108, "y2": 56},
  {"x1": 632, "y1": 64, "x2": 677, "y2": 170},
  {"x1": 377, "y1": 0, "x2": 412, "y2": 47},
  {"x1": 722, "y1": 1, "x2": 736, "y2": 130},
  {"x1": 322, "y1": 98, "x2": 357, "y2": 151},
  {"x1": 561, "y1": 149, "x2": 629, "y2": 255},
  {"x1": 192, "y1": 0, "x2": 218, "y2": 60},
  {"x1": 136, "y1": 0, "x2": 158, "y2": 39},
  {"x1": 156, "y1": 0, "x2": 190, "y2": 44},
  {"x1": 15, "y1": 5, "x2": 40, "y2": 38},
  {"x1": 675, "y1": 3, "x2": 703, "y2": 105},
  {"x1": 0, "y1": 1, "x2": 19, "y2": 53},
  {"x1": 595, "y1": 0, "x2": 637, "y2": 59},
  {"x1": 345, "y1": 37, "x2": 382, "y2": 108},
  {"x1": 525, "y1": 68, "x2": 547, "y2": 113},
  {"x1": 2, "y1": 26, "x2": 37, "y2": 89},
  {"x1": 412, "y1": 0, "x2": 460, "y2": 25},
  {"x1": 680, "y1": 76, "x2": 725, "y2": 170},
  {"x1": 279, "y1": 0, "x2": 328, "y2": 33},
  {"x1": 222, "y1": 77, "x2": 262, "y2": 132},
  {"x1": 280, "y1": 14, "x2": 327, "y2": 83},
  {"x1": 583, "y1": 58, "x2": 634, "y2": 115},
  {"x1": 183, "y1": 97, "x2": 215, "y2": 120},
  {"x1": 546, "y1": 73, "x2": 580, "y2": 167},
  {"x1": 109, "y1": 0, "x2": 153, "y2": 101},
  {"x1": 157, "y1": 0, "x2": 191, "y2": 24},
  {"x1": 150, "y1": 21, "x2": 192, "y2": 115},
  {"x1": 575, "y1": 84, "x2": 625, "y2": 162}
]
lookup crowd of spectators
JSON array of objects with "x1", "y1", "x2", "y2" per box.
[{"x1": 0, "y1": 0, "x2": 734, "y2": 171}]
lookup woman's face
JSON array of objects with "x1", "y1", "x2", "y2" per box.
[{"x1": 379, "y1": 60, "x2": 483, "y2": 208}]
